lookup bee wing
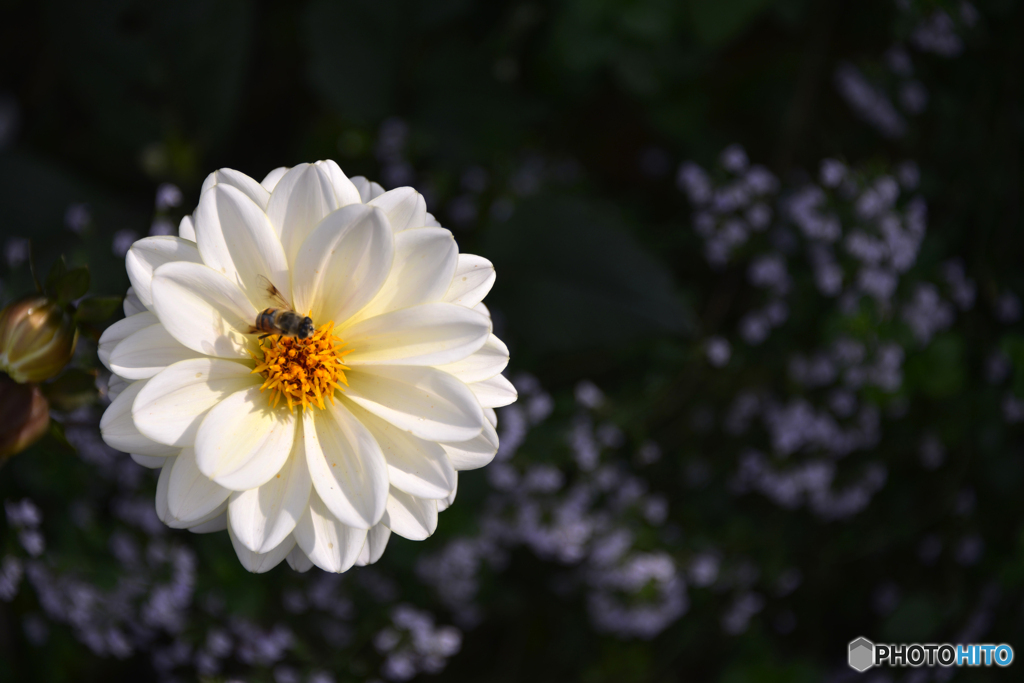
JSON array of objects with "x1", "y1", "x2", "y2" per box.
[{"x1": 255, "y1": 274, "x2": 291, "y2": 309}]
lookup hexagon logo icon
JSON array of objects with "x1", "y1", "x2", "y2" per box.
[{"x1": 848, "y1": 637, "x2": 875, "y2": 672}]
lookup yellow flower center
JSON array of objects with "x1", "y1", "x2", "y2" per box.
[{"x1": 249, "y1": 322, "x2": 351, "y2": 411}]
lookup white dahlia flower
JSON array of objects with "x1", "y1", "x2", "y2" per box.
[{"x1": 98, "y1": 161, "x2": 515, "y2": 573}]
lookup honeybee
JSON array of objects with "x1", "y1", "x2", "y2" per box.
[{"x1": 250, "y1": 275, "x2": 315, "y2": 340}]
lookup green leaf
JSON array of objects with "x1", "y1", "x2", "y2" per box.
[
  {"x1": 43, "y1": 369, "x2": 98, "y2": 412},
  {"x1": 483, "y1": 196, "x2": 694, "y2": 353},
  {"x1": 75, "y1": 295, "x2": 123, "y2": 323},
  {"x1": 56, "y1": 267, "x2": 91, "y2": 303},
  {"x1": 45, "y1": 255, "x2": 68, "y2": 295}
]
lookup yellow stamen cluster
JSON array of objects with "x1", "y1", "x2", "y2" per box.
[{"x1": 250, "y1": 322, "x2": 352, "y2": 411}]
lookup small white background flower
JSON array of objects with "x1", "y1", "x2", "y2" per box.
[{"x1": 99, "y1": 161, "x2": 515, "y2": 573}]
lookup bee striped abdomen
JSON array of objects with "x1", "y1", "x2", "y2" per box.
[{"x1": 256, "y1": 308, "x2": 281, "y2": 334}]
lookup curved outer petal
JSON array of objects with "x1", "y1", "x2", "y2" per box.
[
  {"x1": 343, "y1": 303, "x2": 490, "y2": 367},
  {"x1": 261, "y1": 167, "x2": 290, "y2": 192},
  {"x1": 109, "y1": 323, "x2": 201, "y2": 379},
  {"x1": 133, "y1": 358, "x2": 258, "y2": 447},
  {"x1": 108, "y1": 374, "x2": 129, "y2": 402},
  {"x1": 293, "y1": 491, "x2": 368, "y2": 573},
  {"x1": 167, "y1": 446, "x2": 232, "y2": 523},
  {"x1": 484, "y1": 406, "x2": 498, "y2": 427},
  {"x1": 195, "y1": 386, "x2": 297, "y2": 490},
  {"x1": 354, "y1": 522, "x2": 391, "y2": 566},
  {"x1": 383, "y1": 487, "x2": 438, "y2": 541},
  {"x1": 436, "y1": 334, "x2": 509, "y2": 383},
  {"x1": 347, "y1": 401, "x2": 456, "y2": 500},
  {"x1": 441, "y1": 418, "x2": 499, "y2": 471},
  {"x1": 345, "y1": 365, "x2": 485, "y2": 443},
  {"x1": 304, "y1": 404, "x2": 389, "y2": 529},
  {"x1": 470, "y1": 373, "x2": 518, "y2": 408},
  {"x1": 100, "y1": 380, "x2": 179, "y2": 456},
  {"x1": 443, "y1": 254, "x2": 495, "y2": 309},
  {"x1": 424, "y1": 212, "x2": 441, "y2": 228},
  {"x1": 228, "y1": 425, "x2": 312, "y2": 553},
  {"x1": 351, "y1": 228, "x2": 458, "y2": 321},
  {"x1": 350, "y1": 176, "x2": 385, "y2": 203},
  {"x1": 368, "y1": 187, "x2": 427, "y2": 233},
  {"x1": 195, "y1": 184, "x2": 292, "y2": 307},
  {"x1": 189, "y1": 513, "x2": 228, "y2": 534},
  {"x1": 291, "y1": 204, "x2": 393, "y2": 324},
  {"x1": 437, "y1": 474, "x2": 458, "y2": 512},
  {"x1": 266, "y1": 164, "x2": 341, "y2": 266},
  {"x1": 178, "y1": 215, "x2": 196, "y2": 241},
  {"x1": 314, "y1": 160, "x2": 362, "y2": 207},
  {"x1": 98, "y1": 312, "x2": 157, "y2": 371},
  {"x1": 123, "y1": 287, "x2": 146, "y2": 316},
  {"x1": 126, "y1": 236, "x2": 204, "y2": 308},
  {"x1": 151, "y1": 261, "x2": 258, "y2": 358},
  {"x1": 131, "y1": 453, "x2": 170, "y2": 469},
  {"x1": 201, "y1": 168, "x2": 271, "y2": 209},
  {"x1": 229, "y1": 528, "x2": 295, "y2": 574},
  {"x1": 286, "y1": 544, "x2": 314, "y2": 572},
  {"x1": 155, "y1": 459, "x2": 230, "y2": 529}
]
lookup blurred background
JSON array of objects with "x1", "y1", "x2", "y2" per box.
[{"x1": 1, "y1": 0, "x2": 1021, "y2": 681}]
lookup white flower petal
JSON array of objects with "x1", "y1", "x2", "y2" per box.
[
  {"x1": 126, "y1": 236, "x2": 204, "y2": 309},
  {"x1": 353, "y1": 228, "x2": 458, "y2": 320},
  {"x1": 178, "y1": 215, "x2": 196, "y2": 241},
  {"x1": 229, "y1": 528, "x2": 295, "y2": 574},
  {"x1": 470, "y1": 373, "x2": 518, "y2": 408},
  {"x1": 98, "y1": 311, "x2": 157, "y2": 371},
  {"x1": 123, "y1": 288, "x2": 146, "y2": 316},
  {"x1": 109, "y1": 323, "x2": 201, "y2": 380},
  {"x1": 354, "y1": 522, "x2": 391, "y2": 566},
  {"x1": 189, "y1": 513, "x2": 228, "y2": 534},
  {"x1": 425, "y1": 212, "x2": 441, "y2": 227},
  {"x1": 290, "y1": 203, "x2": 393, "y2": 324},
  {"x1": 484, "y1": 406, "x2": 498, "y2": 427},
  {"x1": 195, "y1": 184, "x2": 291, "y2": 307},
  {"x1": 131, "y1": 453, "x2": 170, "y2": 469},
  {"x1": 261, "y1": 167, "x2": 290, "y2": 192},
  {"x1": 108, "y1": 374, "x2": 129, "y2": 402},
  {"x1": 437, "y1": 474, "x2": 458, "y2": 512},
  {"x1": 286, "y1": 544, "x2": 314, "y2": 572},
  {"x1": 343, "y1": 303, "x2": 490, "y2": 367},
  {"x1": 436, "y1": 334, "x2": 509, "y2": 383},
  {"x1": 100, "y1": 380, "x2": 179, "y2": 456},
  {"x1": 156, "y1": 460, "x2": 230, "y2": 529},
  {"x1": 151, "y1": 261, "x2": 258, "y2": 358},
  {"x1": 475, "y1": 301, "x2": 490, "y2": 318},
  {"x1": 345, "y1": 365, "x2": 485, "y2": 442},
  {"x1": 266, "y1": 163, "x2": 341, "y2": 266},
  {"x1": 293, "y1": 491, "x2": 368, "y2": 573},
  {"x1": 195, "y1": 387, "x2": 297, "y2": 490},
  {"x1": 314, "y1": 160, "x2": 362, "y2": 206},
  {"x1": 350, "y1": 175, "x2": 385, "y2": 203},
  {"x1": 228, "y1": 426, "x2": 312, "y2": 553},
  {"x1": 368, "y1": 187, "x2": 427, "y2": 233},
  {"x1": 441, "y1": 418, "x2": 499, "y2": 470},
  {"x1": 347, "y1": 401, "x2": 456, "y2": 500},
  {"x1": 133, "y1": 357, "x2": 258, "y2": 447},
  {"x1": 304, "y1": 404, "x2": 389, "y2": 529},
  {"x1": 443, "y1": 254, "x2": 495, "y2": 309},
  {"x1": 167, "y1": 446, "x2": 232, "y2": 523},
  {"x1": 383, "y1": 488, "x2": 438, "y2": 541},
  {"x1": 201, "y1": 168, "x2": 271, "y2": 209}
]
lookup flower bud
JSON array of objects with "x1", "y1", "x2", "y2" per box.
[
  {"x1": 0, "y1": 375, "x2": 50, "y2": 461},
  {"x1": 0, "y1": 295, "x2": 78, "y2": 384}
]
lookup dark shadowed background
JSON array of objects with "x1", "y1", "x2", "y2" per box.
[{"x1": 1, "y1": 0, "x2": 1023, "y2": 681}]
